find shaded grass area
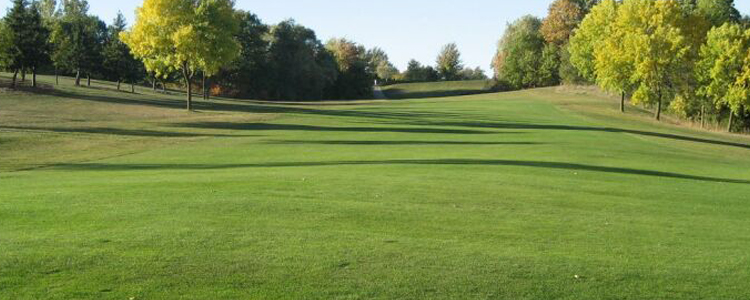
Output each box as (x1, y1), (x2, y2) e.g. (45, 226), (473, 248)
(2, 74), (750, 299)
(381, 80), (495, 99)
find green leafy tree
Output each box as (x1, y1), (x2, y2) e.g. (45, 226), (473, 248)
(3, 0), (27, 87)
(325, 38), (373, 99)
(696, 23), (750, 131)
(365, 47), (397, 82)
(375, 60), (398, 83)
(436, 43), (463, 81)
(403, 59), (438, 82)
(103, 12), (143, 92)
(494, 15), (557, 88)
(0, 20), (14, 72)
(50, 0), (105, 86)
(213, 10), (270, 98)
(122, 0), (241, 110)
(265, 20), (337, 101)
(541, 0), (584, 46)
(24, 2), (51, 87)
(697, 0), (741, 27)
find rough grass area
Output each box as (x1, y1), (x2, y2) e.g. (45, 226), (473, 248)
(2, 74), (750, 299)
(381, 80), (494, 99)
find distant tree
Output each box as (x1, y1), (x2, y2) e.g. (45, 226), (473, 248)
(459, 67), (488, 81)
(122, 0), (241, 110)
(539, 44), (561, 86)
(325, 38), (373, 99)
(24, 2), (51, 87)
(0, 20), (14, 73)
(213, 11), (270, 98)
(541, 0), (584, 46)
(265, 20), (337, 101)
(697, 0), (741, 27)
(2, 0), (27, 88)
(103, 13), (142, 92)
(50, 0), (105, 86)
(568, 0), (618, 83)
(436, 43), (463, 81)
(558, 45), (587, 84)
(375, 60), (399, 83)
(696, 23), (750, 131)
(494, 15), (556, 88)
(365, 47), (394, 82)
(403, 59), (424, 82)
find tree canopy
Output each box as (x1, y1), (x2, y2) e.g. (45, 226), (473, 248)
(436, 43), (463, 81)
(122, 0), (241, 110)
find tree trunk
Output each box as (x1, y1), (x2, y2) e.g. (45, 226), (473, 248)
(152, 78), (156, 92)
(11, 69), (18, 89)
(206, 77), (211, 100)
(655, 92), (662, 121)
(75, 70), (81, 86)
(117, 80), (121, 91)
(55, 67), (59, 86)
(87, 74), (91, 87)
(131, 82), (135, 93)
(727, 111), (734, 133)
(700, 105), (705, 129)
(32, 68), (37, 88)
(21, 69), (25, 82)
(620, 92), (625, 113)
(161, 80), (166, 93)
(183, 69), (193, 111)
(202, 72), (207, 100)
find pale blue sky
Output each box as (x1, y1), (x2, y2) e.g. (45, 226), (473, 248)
(2, 0), (750, 73)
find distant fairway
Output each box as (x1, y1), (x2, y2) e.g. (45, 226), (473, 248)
(2, 74), (750, 299)
(381, 80), (495, 99)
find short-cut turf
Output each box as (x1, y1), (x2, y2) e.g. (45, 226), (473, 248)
(2, 74), (750, 299)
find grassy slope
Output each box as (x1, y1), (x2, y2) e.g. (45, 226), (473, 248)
(2, 75), (750, 299)
(381, 80), (494, 99)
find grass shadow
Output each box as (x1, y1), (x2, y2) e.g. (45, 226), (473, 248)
(0, 125), (250, 138)
(169, 122), (497, 135)
(52, 159), (750, 185)
(267, 140), (538, 146)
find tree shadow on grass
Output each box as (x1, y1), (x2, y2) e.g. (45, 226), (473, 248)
(53, 159), (750, 185)
(169, 122), (497, 135)
(266, 140), (539, 146)
(0, 125), (250, 138)
(399, 120), (750, 150)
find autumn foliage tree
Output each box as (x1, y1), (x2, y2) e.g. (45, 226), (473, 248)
(541, 0), (584, 46)
(122, 0), (241, 110)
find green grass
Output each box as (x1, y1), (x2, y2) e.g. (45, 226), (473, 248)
(2, 74), (750, 299)
(381, 80), (494, 99)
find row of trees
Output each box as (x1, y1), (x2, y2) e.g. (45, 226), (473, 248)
(400, 43), (488, 83)
(0, 0), (407, 108)
(0, 0), (144, 91)
(493, 0), (750, 132)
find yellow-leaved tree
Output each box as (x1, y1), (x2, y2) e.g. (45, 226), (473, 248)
(617, 0), (692, 121)
(122, 0), (240, 110)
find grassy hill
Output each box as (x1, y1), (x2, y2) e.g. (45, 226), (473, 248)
(380, 80), (495, 99)
(2, 74), (750, 299)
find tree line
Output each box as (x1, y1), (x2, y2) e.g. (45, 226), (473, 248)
(0, 0), (489, 110)
(493, 0), (750, 132)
